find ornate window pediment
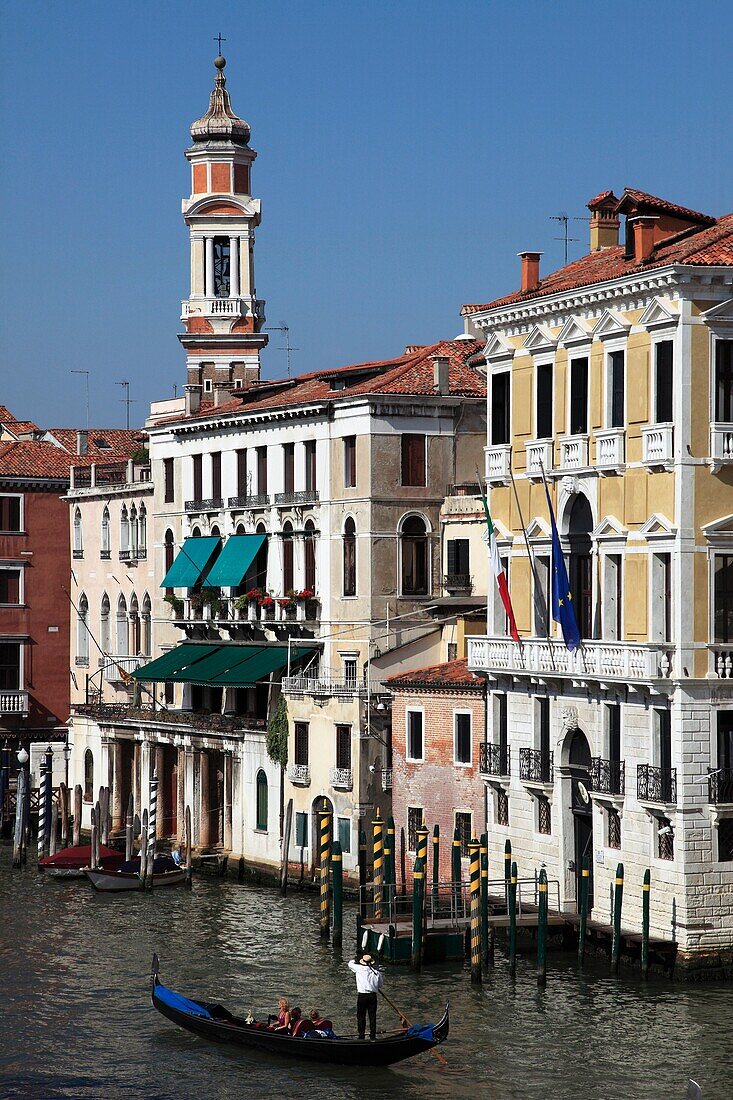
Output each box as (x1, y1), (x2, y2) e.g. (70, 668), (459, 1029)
(593, 308), (631, 340)
(640, 513), (677, 540)
(483, 332), (515, 362)
(592, 515), (627, 541)
(525, 516), (551, 540)
(703, 298), (733, 328)
(702, 514), (733, 543)
(639, 298), (679, 330)
(557, 316), (593, 347)
(523, 324), (557, 354)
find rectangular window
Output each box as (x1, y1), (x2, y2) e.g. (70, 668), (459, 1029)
(609, 350), (625, 428)
(491, 372), (511, 445)
(401, 434), (426, 486)
(305, 441), (317, 492)
(163, 458), (174, 504)
(655, 341), (674, 423)
(0, 496), (21, 532)
(446, 538), (470, 580)
(295, 811), (308, 848)
(608, 703), (621, 765)
(455, 812), (472, 856)
(164, 681), (174, 705)
(714, 554), (733, 643)
(338, 816), (351, 854)
(538, 697), (550, 776)
(407, 709), (424, 762)
(192, 454), (203, 501)
(344, 436), (357, 488)
(569, 357), (589, 434)
(336, 724), (351, 770)
(608, 808), (621, 849)
(447, 642), (458, 661)
(655, 708), (672, 778)
(343, 656), (357, 686)
(0, 569), (21, 604)
(715, 339), (733, 423)
(538, 795), (552, 835)
(497, 693), (508, 775)
(603, 553), (623, 641)
(536, 363), (553, 439)
(236, 449), (247, 496)
(211, 452), (222, 499)
(497, 789), (509, 827)
(283, 442), (295, 494)
(493, 555), (511, 633)
(657, 816), (674, 860)
(534, 554), (550, 636)
(407, 806), (423, 851)
(294, 722), (309, 766)
(0, 642), (20, 690)
(454, 712), (472, 765)
(257, 446), (267, 495)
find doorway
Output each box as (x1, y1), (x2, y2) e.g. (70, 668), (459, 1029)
(569, 728), (594, 911)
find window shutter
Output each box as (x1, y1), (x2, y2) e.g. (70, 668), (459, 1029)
(447, 540), (457, 575)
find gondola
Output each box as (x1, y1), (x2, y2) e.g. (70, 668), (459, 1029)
(150, 955), (449, 1067)
(39, 843), (125, 879)
(85, 855), (185, 892)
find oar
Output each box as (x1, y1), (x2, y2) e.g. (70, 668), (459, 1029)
(374, 934), (448, 1067)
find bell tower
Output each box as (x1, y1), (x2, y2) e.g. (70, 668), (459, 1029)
(180, 54), (267, 411)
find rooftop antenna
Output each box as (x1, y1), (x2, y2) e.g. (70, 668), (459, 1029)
(116, 380), (136, 429)
(550, 213), (581, 265)
(266, 322), (300, 378)
(70, 370), (90, 430)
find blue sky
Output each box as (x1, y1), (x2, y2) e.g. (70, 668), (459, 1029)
(2, 1), (732, 429)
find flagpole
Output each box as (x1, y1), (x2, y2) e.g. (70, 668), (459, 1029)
(539, 459), (582, 656)
(508, 450), (553, 652)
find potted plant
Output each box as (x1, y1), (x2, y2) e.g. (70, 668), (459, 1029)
(259, 593), (276, 621)
(197, 587), (223, 620)
(163, 593), (184, 620)
(278, 595), (296, 621)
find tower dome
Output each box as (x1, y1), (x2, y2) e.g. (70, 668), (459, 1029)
(190, 55), (251, 145)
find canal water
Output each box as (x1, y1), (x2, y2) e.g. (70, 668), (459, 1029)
(1, 851), (731, 1100)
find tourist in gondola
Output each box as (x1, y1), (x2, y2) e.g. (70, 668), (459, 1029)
(347, 952), (384, 1040)
(268, 997), (291, 1031)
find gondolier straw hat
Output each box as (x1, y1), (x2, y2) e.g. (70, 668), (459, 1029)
(360, 953), (373, 964)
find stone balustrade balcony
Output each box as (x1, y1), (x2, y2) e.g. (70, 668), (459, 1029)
(0, 690), (28, 714)
(558, 434), (589, 470)
(484, 444), (511, 484)
(525, 439), (554, 479)
(710, 423), (733, 470)
(467, 636), (674, 683)
(595, 428), (625, 472)
(641, 424), (674, 467)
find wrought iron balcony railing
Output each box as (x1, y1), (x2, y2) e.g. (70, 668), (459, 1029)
(184, 498), (224, 513)
(274, 490), (320, 507)
(329, 767), (353, 791)
(590, 757), (625, 796)
(227, 493), (270, 509)
(637, 764), (676, 804)
(479, 742), (510, 778)
(382, 768), (393, 791)
(519, 748), (553, 784)
(288, 763), (311, 786)
(708, 768), (733, 804)
(443, 574), (473, 593)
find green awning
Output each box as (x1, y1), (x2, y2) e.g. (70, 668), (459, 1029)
(131, 643), (219, 682)
(204, 534), (266, 588)
(169, 644), (310, 687)
(160, 536), (221, 589)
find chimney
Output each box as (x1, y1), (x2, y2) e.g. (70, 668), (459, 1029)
(76, 429), (88, 456)
(518, 251), (542, 292)
(184, 384), (202, 416)
(631, 216), (658, 263)
(432, 355), (450, 396)
(587, 192), (620, 251)
(213, 382), (233, 407)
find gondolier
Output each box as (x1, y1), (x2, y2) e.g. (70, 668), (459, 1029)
(347, 952), (384, 1040)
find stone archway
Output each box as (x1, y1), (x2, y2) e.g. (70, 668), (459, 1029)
(568, 727), (593, 911)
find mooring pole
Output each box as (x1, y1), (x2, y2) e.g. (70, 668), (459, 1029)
(12, 766), (27, 868)
(384, 816), (395, 914)
(372, 810), (384, 922)
(146, 771), (158, 889)
(578, 856), (589, 966)
(537, 867), (548, 986)
(185, 805), (193, 889)
(400, 826), (407, 896)
(90, 805), (99, 872)
(504, 839), (512, 910)
(44, 745), (54, 848)
(319, 799), (332, 938)
(469, 838), (482, 984)
(611, 862), (624, 975)
(100, 786), (110, 846)
(641, 868), (651, 979)
(332, 840), (343, 949)
(411, 856), (424, 970)
(358, 828), (367, 919)
(451, 827), (462, 919)
(140, 808), (148, 885)
(49, 799), (58, 857)
(0, 741), (8, 833)
(480, 835), (490, 968)
(432, 824), (440, 913)
(508, 860), (518, 976)
(59, 783), (69, 849)
(125, 792), (134, 862)
(416, 823), (429, 935)
(37, 756), (49, 863)
(73, 784), (82, 847)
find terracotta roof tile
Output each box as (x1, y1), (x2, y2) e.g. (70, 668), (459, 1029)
(615, 188), (715, 224)
(587, 190), (618, 209)
(0, 441), (80, 480)
(0, 405), (40, 435)
(386, 658), (483, 689)
(43, 428), (145, 459)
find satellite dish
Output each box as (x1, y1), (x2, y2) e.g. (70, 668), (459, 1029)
(577, 781), (590, 805)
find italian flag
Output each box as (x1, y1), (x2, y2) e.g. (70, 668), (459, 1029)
(481, 487), (520, 643)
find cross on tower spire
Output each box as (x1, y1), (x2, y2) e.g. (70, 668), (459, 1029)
(214, 32), (226, 55)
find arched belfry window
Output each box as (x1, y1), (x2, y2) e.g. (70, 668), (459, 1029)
(400, 515), (429, 596)
(213, 237), (230, 298)
(343, 517), (356, 597)
(101, 507), (110, 558)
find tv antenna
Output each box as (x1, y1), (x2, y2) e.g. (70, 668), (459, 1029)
(549, 213), (583, 264)
(70, 370), (90, 429)
(266, 322), (299, 378)
(116, 380), (136, 429)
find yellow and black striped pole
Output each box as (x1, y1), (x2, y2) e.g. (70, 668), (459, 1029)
(451, 827), (462, 919)
(384, 815), (395, 913)
(469, 837), (482, 984)
(411, 856), (424, 969)
(537, 867), (548, 986)
(372, 810), (384, 921)
(431, 825), (440, 912)
(480, 832), (489, 968)
(611, 862), (624, 974)
(578, 856), (590, 965)
(358, 827), (368, 919)
(641, 868), (651, 979)
(319, 799), (332, 939)
(508, 860), (518, 976)
(416, 823), (429, 935)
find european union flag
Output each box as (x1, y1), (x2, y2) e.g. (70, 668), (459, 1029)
(544, 481), (581, 652)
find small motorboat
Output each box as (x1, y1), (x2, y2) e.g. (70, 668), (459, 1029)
(39, 844), (125, 879)
(85, 855), (186, 892)
(150, 955), (449, 1066)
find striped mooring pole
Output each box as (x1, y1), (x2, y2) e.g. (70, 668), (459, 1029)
(611, 862), (624, 975)
(358, 828), (368, 918)
(372, 810), (384, 921)
(146, 770), (159, 889)
(411, 856), (424, 969)
(432, 825), (440, 912)
(332, 840), (343, 948)
(125, 793), (134, 862)
(641, 868), (651, 978)
(44, 745), (53, 848)
(508, 860), (518, 976)
(451, 827), (462, 918)
(469, 838), (482, 984)
(384, 816), (395, 912)
(0, 740), (9, 831)
(537, 867), (548, 986)
(319, 799), (332, 938)
(416, 824), (429, 935)
(504, 839), (512, 909)
(578, 856), (590, 965)
(37, 755), (49, 862)
(480, 833), (490, 967)
(12, 764), (28, 868)
(400, 827), (407, 896)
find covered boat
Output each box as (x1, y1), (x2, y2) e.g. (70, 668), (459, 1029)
(39, 844), (125, 879)
(150, 955), (449, 1067)
(86, 855), (185, 892)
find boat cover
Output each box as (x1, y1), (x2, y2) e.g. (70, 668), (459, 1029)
(155, 983), (213, 1020)
(39, 844), (124, 869)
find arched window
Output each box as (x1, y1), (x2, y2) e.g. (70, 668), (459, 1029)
(76, 592), (89, 664)
(120, 505), (130, 554)
(191, 526), (201, 537)
(210, 524), (220, 538)
(304, 519), (316, 592)
(138, 502), (147, 555)
(84, 749), (94, 803)
(130, 504), (138, 557)
(73, 508), (83, 556)
(567, 494), (593, 640)
(142, 593), (152, 656)
(236, 523), (245, 535)
(100, 507), (110, 558)
(129, 592), (140, 654)
(100, 592), (111, 653)
(282, 522), (294, 592)
(116, 594), (128, 655)
(256, 769), (268, 830)
(343, 517), (356, 597)
(401, 515), (429, 596)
